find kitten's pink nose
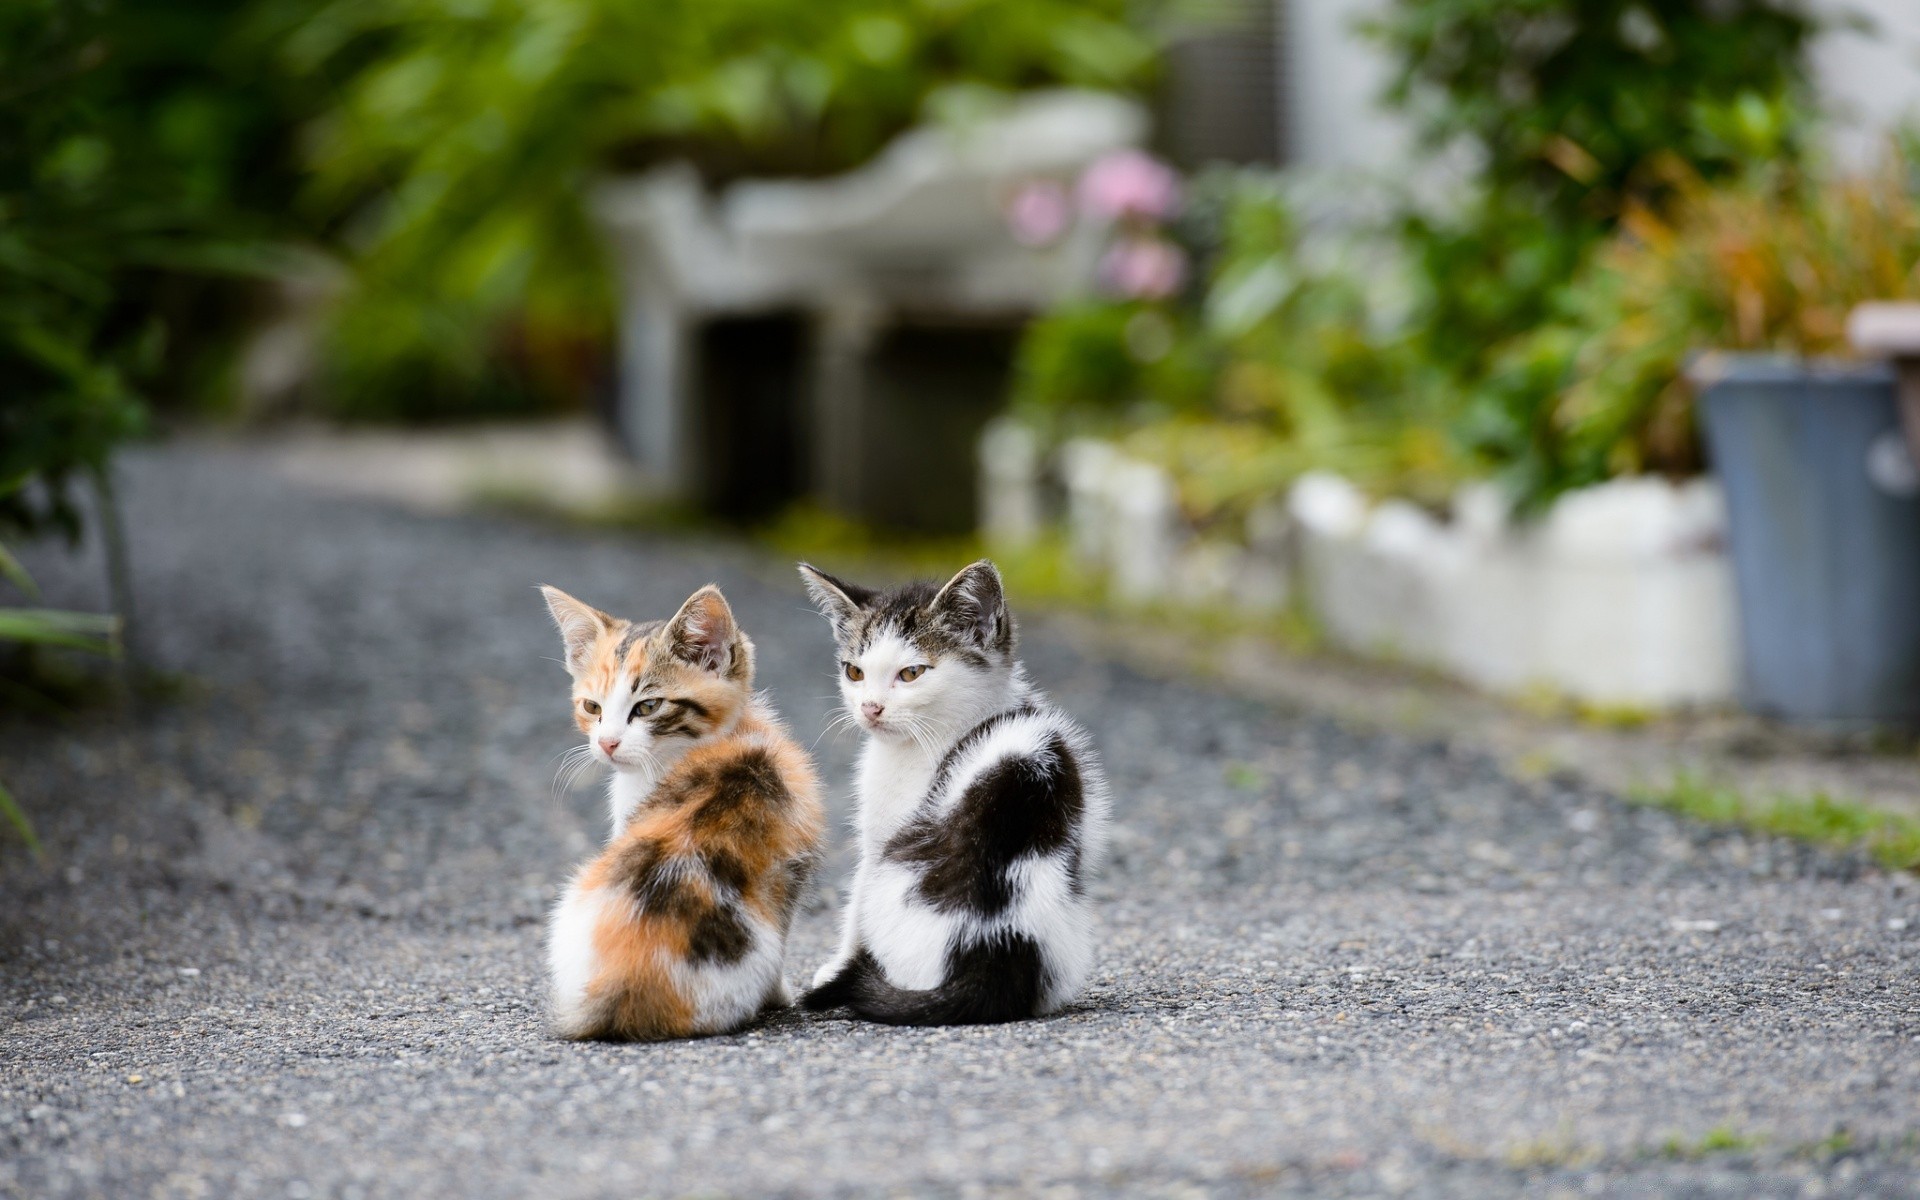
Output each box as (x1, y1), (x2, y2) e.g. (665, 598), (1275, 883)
(861, 701), (885, 722)
(598, 736), (621, 756)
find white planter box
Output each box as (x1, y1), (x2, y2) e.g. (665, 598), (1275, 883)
(977, 424), (1735, 707)
(1293, 473), (1738, 707)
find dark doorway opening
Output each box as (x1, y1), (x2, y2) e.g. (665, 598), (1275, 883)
(695, 314), (809, 522)
(858, 322), (1020, 534)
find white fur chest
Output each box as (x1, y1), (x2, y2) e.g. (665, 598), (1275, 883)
(605, 759), (665, 838)
(853, 738), (940, 852)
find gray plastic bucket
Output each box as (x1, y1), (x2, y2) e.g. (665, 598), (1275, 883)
(1695, 354), (1920, 726)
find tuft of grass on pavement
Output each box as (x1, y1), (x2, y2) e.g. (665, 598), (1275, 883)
(0, 780), (40, 855)
(1631, 774), (1920, 872)
(1659, 1125), (1762, 1160)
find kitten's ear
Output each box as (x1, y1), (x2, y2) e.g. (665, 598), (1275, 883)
(798, 563), (874, 640)
(665, 585), (748, 679)
(930, 559), (1011, 653)
(540, 586), (614, 673)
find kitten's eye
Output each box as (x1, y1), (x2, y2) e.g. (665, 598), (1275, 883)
(844, 662), (864, 682)
(581, 699), (601, 716)
(898, 664), (927, 682)
(630, 698), (662, 720)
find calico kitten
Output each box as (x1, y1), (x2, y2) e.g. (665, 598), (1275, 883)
(540, 583), (824, 1040)
(797, 560), (1109, 1026)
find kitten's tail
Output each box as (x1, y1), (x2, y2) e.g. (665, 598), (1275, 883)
(801, 939), (1047, 1027)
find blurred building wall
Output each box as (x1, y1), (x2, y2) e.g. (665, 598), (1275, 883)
(1158, 0), (1286, 167)
(1281, 0), (1409, 174)
(1812, 0), (1920, 168)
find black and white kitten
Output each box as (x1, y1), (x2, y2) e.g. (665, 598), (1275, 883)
(797, 559), (1110, 1025)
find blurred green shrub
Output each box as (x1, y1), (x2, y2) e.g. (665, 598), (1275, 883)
(3, 0), (291, 836)
(1372, 0), (1825, 508)
(1, 0), (316, 535)
(1515, 147), (1920, 502)
(0, 538), (120, 851)
(1372, 0), (1819, 385)
(1014, 0), (1834, 516)
(289, 0), (1157, 418)
(1015, 171), (1466, 523)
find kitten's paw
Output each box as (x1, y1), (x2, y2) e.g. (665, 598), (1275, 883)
(810, 958), (848, 990)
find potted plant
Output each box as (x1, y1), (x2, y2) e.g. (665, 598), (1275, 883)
(1600, 158), (1920, 726)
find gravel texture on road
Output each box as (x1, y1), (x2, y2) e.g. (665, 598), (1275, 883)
(3, 443), (1917, 1199)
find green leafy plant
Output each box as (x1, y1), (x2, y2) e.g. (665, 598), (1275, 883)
(1368, 1), (1825, 507)
(1015, 170), (1466, 522)
(2, 0), (319, 535)
(0, 0), (290, 842)
(288, 0), (1157, 416)
(1480, 146), (1920, 508)
(1014, 2), (1828, 522)
(0, 543), (120, 852)
(1370, 0), (1819, 383)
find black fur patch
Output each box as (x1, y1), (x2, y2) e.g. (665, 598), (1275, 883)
(927, 704), (1037, 799)
(885, 731), (1084, 916)
(803, 936), (1048, 1026)
(608, 838), (754, 965)
(648, 697), (713, 740)
(609, 839), (702, 921)
(692, 747), (789, 832)
(687, 904), (753, 964)
(649, 763), (711, 810)
(800, 947), (875, 1011)
(775, 851), (817, 929)
(703, 848), (750, 895)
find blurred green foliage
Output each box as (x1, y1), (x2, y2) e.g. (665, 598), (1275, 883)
(1373, 0), (1817, 381)
(289, 0), (1157, 417)
(1, 0), (316, 535)
(4, 0), (1157, 433)
(1017, 0), (1834, 516)
(1509, 145), (1920, 499)
(1377, 0), (1822, 506)
(1016, 171), (1465, 523)
(0, 541), (120, 850)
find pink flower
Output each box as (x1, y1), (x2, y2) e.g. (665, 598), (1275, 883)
(1098, 237), (1188, 300)
(1003, 179), (1072, 247)
(1077, 149), (1183, 224)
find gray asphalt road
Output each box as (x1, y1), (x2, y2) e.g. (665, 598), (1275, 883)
(3, 444), (1917, 1199)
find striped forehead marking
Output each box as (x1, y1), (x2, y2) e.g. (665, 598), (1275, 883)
(615, 619), (661, 662)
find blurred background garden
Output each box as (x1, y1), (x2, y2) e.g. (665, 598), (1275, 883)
(9, 0), (1920, 848)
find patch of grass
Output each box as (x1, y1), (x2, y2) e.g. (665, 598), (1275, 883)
(1660, 1125), (1763, 1159)
(1512, 681), (1655, 729)
(1509, 749), (1566, 782)
(1797, 1129), (1853, 1160)
(1223, 762), (1265, 791)
(1146, 590), (1324, 657)
(0, 780), (39, 855)
(1632, 774), (1920, 872)
(1503, 1133), (1601, 1170)
(1576, 701), (1656, 729)
(756, 503), (978, 577)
